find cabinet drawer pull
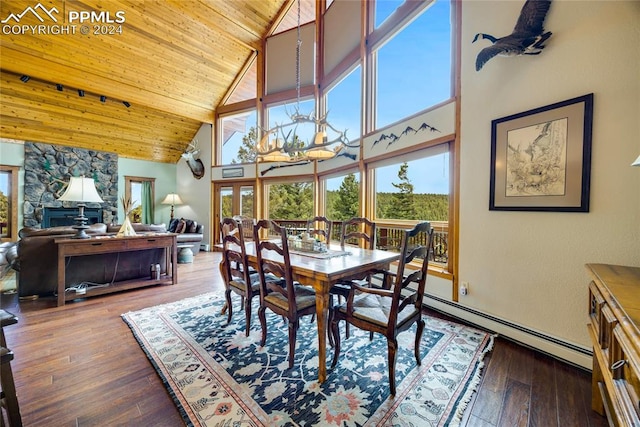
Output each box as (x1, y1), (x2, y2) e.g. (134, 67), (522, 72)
(91, 242), (103, 246)
(611, 359), (626, 370)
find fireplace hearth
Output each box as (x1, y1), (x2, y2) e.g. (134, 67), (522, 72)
(42, 207), (103, 228)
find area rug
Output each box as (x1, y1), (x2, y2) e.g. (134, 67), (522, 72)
(122, 293), (493, 426)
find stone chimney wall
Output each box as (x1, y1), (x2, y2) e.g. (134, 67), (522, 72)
(23, 142), (118, 228)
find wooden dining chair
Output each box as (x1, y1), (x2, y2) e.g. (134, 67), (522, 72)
(233, 215), (255, 241)
(330, 221), (434, 396)
(220, 217), (260, 336)
(306, 216), (332, 243)
(330, 217), (378, 340)
(253, 219), (317, 369)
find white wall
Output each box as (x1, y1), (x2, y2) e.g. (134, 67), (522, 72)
(456, 0), (640, 367)
(176, 124), (213, 247)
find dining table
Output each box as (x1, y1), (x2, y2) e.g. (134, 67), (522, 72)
(221, 241), (401, 383)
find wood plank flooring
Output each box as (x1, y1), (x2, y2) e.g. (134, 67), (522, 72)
(0, 252), (608, 426)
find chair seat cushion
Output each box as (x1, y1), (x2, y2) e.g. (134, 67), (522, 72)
(264, 285), (316, 311)
(336, 293), (418, 327)
(230, 273), (283, 293)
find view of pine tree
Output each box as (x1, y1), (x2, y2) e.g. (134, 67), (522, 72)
(269, 182), (313, 219)
(241, 193), (254, 217)
(234, 126), (258, 163)
(131, 205), (142, 223)
(390, 162), (416, 219)
(0, 191), (7, 223)
(330, 173), (359, 220)
(221, 195), (232, 219)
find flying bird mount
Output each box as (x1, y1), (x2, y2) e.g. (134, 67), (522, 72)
(473, 0), (552, 71)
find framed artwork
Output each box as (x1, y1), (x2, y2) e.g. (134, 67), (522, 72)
(489, 93), (593, 212)
(222, 167), (244, 178)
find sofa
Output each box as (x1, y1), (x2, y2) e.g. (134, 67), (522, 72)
(12, 223), (170, 298)
(167, 218), (204, 254)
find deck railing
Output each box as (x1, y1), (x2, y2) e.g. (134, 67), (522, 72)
(273, 219), (449, 265)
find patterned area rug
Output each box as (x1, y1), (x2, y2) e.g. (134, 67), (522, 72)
(122, 293), (493, 426)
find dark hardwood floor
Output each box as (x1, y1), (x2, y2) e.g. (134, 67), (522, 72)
(0, 252), (607, 426)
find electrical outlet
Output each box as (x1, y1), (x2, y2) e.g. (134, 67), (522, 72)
(460, 281), (469, 296)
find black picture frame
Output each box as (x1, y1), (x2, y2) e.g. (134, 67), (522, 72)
(489, 93), (593, 212)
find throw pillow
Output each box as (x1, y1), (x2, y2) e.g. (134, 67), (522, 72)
(185, 219), (194, 232)
(168, 218), (180, 233)
(188, 220), (198, 233)
(175, 219), (187, 234)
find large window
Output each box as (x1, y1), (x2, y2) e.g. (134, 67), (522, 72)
(326, 65), (361, 145)
(372, 145), (449, 221)
(0, 166), (18, 241)
(265, 180), (314, 221)
(323, 171), (360, 220)
(221, 110), (257, 165)
(374, 1), (451, 129)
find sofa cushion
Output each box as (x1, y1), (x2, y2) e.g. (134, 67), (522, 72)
(168, 218), (180, 232)
(175, 219), (187, 233)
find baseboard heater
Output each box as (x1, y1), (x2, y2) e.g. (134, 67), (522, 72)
(422, 293), (593, 371)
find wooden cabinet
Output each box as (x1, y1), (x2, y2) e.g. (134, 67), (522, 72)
(55, 233), (178, 306)
(587, 263), (640, 426)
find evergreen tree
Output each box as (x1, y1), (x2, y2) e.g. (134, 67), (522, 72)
(0, 191), (7, 223)
(333, 173), (359, 220)
(235, 126), (258, 163)
(269, 182), (313, 219)
(390, 162), (416, 219)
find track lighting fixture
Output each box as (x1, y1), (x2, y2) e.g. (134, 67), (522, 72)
(16, 72), (130, 109)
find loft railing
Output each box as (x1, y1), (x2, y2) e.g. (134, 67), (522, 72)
(273, 219), (449, 265)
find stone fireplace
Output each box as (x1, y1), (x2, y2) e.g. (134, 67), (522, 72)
(42, 207), (104, 228)
(23, 142), (118, 228)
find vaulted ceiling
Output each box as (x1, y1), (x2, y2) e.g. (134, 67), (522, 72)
(0, 0), (315, 163)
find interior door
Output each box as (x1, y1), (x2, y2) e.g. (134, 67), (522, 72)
(213, 181), (255, 243)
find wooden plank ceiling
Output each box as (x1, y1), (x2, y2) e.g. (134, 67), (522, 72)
(0, 0), (309, 163)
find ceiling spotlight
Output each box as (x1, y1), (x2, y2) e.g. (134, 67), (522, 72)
(56, 84), (63, 91)
(122, 101), (131, 108)
(100, 95), (107, 103)
(20, 75), (30, 82)
(78, 89), (85, 97)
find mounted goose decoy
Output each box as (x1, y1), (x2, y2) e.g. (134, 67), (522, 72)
(473, 0), (552, 71)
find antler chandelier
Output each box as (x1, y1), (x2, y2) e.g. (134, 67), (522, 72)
(257, 0), (357, 162)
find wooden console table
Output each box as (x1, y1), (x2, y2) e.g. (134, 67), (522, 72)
(55, 233), (178, 306)
(586, 263), (640, 426)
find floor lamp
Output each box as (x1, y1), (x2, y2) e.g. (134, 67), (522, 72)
(161, 193), (183, 220)
(58, 176), (104, 239)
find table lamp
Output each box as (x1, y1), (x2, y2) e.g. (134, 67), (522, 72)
(58, 176), (104, 239)
(161, 193), (183, 220)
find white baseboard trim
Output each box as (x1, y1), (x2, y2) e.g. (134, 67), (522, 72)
(423, 293), (593, 370)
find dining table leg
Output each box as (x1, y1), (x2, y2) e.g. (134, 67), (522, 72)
(314, 282), (331, 383)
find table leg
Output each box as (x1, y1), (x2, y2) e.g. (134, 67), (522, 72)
(314, 284), (330, 382)
(57, 251), (65, 306)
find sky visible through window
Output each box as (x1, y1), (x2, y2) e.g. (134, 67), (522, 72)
(222, 0), (451, 195)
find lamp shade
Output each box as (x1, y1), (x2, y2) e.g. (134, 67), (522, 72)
(58, 176), (104, 203)
(161, 193), (184, 205)
(632, 155), (640, 167)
